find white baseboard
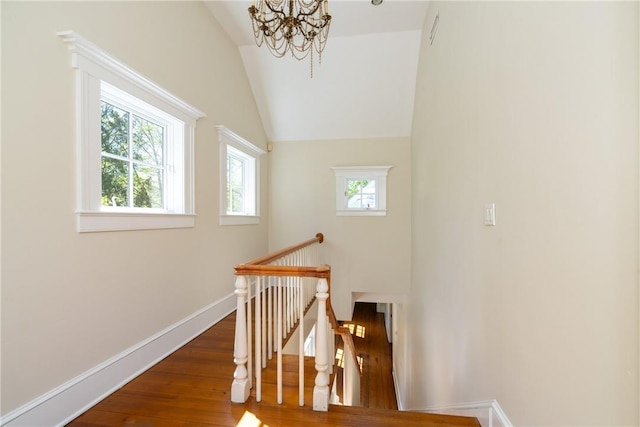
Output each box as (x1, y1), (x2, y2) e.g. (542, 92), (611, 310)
(391, 363), (406, 411)
(1, 292), (237, 427)
(409, 399), (512, 427)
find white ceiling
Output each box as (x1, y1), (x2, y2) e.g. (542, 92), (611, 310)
(205, 0), (430, 142)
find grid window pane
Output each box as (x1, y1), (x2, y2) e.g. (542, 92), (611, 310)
(347, 179), (376, 209)
(132, 115), (164, 166)
(133, 164), (163, 208)
(101, 102), (129, 157)
(101, 101), (166, 209)
(101, 157), (129, 207)
(227, 154), (245, 213)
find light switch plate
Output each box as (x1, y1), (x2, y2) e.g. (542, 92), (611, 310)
(484, 203), (496, 226)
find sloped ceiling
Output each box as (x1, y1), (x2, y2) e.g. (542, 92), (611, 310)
(205, 0), (430, 142)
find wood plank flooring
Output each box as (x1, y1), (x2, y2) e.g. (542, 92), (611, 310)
(68, 303), (479, 427)
(345, 302), (397, 410)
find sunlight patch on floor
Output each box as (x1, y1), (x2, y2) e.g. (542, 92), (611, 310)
(343, 323), (366, 338)
(236, 410), (269, 427)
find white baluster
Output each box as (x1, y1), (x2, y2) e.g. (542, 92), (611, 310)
(247, 276), (252, 389)
(298, 275), (304, 406)
(328, 317), (334, 375)
(313, 277), (330, 411)
(261, 277), (267, 368)
(288, 273), (293, 332)
(343, 339), (350, 406)
(255, 276), (262, 402)
(231, 276), (250, 403)
(277, 277), (283, 404)
(285, 276), (290, 334)
(268, 276), (273, 360)
(295, 275), (300, 321)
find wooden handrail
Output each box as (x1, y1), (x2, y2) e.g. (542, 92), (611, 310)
(236, 233), (324, 268)
(235, 264), (331, 278)
(329, 305), (361, 374)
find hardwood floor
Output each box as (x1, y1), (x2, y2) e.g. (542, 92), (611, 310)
(346, 302), (397, 410)
(68, 304), (479, 427)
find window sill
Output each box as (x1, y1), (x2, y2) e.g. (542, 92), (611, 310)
(336, 210), (387, 217)
(220, 215), (260, 226)
(77, 211), (196, 233)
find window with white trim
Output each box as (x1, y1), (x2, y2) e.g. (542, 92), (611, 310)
(100, 83), (182, 211)
(331, 166), (393, 216)
(58, 31), (205, 232)
(217, 126), (265, 226)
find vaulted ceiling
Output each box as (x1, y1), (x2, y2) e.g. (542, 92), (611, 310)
(205, 0), (430, 142)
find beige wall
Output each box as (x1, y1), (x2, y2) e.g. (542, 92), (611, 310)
(403, 1), (639, 425)
(1, 1), (268, 414)
(268, 138), (412, 320)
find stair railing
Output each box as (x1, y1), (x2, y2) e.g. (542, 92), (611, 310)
(231, 233), (336, 411)
(327, 293), (362, 407)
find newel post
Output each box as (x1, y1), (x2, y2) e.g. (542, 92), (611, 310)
(231, 275), (250, 403)
(313, 277), (330, 411)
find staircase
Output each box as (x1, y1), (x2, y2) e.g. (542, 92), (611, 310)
(229, 233), (480, 426)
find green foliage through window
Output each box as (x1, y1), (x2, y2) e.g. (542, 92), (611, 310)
(347, 179), (368, 199)
(101, 101), (165, 208)
(346, 179), (376, 209)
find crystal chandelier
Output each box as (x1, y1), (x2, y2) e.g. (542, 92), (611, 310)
(248, 0), (331, 73)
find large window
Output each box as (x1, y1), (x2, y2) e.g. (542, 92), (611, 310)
(100, 83), (183, 211)
(331, 166), (392, 216)
(59, 31), (204, 232)
(217, 126), (265, 225)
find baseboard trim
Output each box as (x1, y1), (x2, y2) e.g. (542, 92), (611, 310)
(407, 399), (512, 427)
(391, 363), (406, 411)
(1, 292), (237, 427)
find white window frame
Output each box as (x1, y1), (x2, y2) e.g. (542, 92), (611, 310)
(100, 82), (183, 213)
(331, 165), (393, 217)
(217, 126), (265, 226)
(58, 31), (205, 232)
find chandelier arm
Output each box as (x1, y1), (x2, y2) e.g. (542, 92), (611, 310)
(263, 2), (286, 19)
(250, 2), (287, 25)
(254, 18), (288, 39)
(294, 2), (321, 17)
(297, 17), (330, 31)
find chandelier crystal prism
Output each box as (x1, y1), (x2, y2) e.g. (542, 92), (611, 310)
(248, 0), (331, 65)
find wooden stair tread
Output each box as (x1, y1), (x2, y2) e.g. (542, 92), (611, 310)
(327, 405), (480, 426)
(252, 354), (478, 426)
(232, 400), (481, 427)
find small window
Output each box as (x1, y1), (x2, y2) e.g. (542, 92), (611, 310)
(331, 166), (392, 216)
(217, 126), (265, 226)
(346, 179), (376, 209)
(59, 31), (204, 232)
